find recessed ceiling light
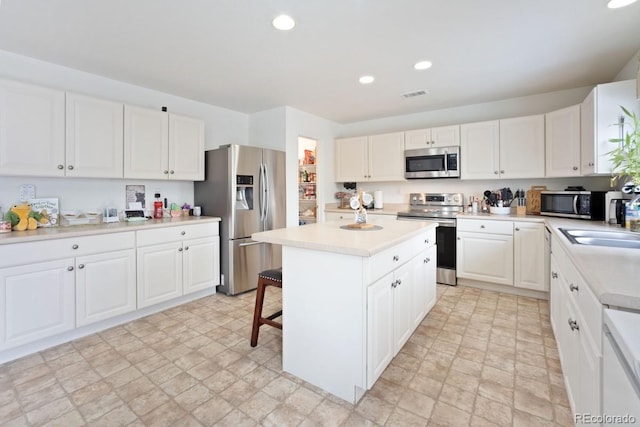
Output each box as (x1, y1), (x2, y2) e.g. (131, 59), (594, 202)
(272, 14), (295, 31)
(607, 0), (638, 7)
(359, 75), (375, 84)
(414, 61), (433, 70)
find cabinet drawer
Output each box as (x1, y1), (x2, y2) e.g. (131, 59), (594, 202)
(578, 279), (602, 350)
(0, 232), (135, 268)
(457, 219), (513, 235)
(137, 222), (219, 246)
(370, 229), (435, 283)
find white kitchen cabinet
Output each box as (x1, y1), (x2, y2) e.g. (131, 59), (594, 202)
(66, 92), (124, 178)
(460, 120), (500, 179)
(392, 261), (413, 354)
(124, 105), (204, 180)
(324, 211), (350, 221)
(0, 259), (75, 351)
(367, 273), (394, 386)
(411, 245), (437, 328)
(581, 79), (639, 175)
(545, 104), (581, 177)
(513, 221), (547, 291)
(456, 219), (514, 286)
(499, 114), (545, 178)
(75, 249), (136, 327)
(0, 78), (65, 177)
(404, 125), (460, 150)
(136, 222), (220, 308)
(335, 132), (404, 182)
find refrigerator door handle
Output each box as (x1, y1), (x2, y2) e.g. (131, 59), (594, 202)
(263, 162), (270, 227)
(259, 163), (265, 223)
(238, 241), (264, 247)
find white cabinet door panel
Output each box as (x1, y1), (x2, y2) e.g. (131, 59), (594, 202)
(393, 261), (413, 354)
(137, 243), (182, 308)
(431, 125), (460, 147)
(368, 132), (405, 181)
(545, 105), (581, 177)
(457, 232), (513, 285)
(335, 136), (368, 182)
(367, 273), (394, 388)
(514, 222), (546, 291)
(499, 114), (545, 179)
(0, 259), (74, 350)
(169, 113), (204, 180)
(124, 105), (169, 179)
(460, 120), (500, 179)
(183, 236), (219, 295)
(76, 249), (136, 327)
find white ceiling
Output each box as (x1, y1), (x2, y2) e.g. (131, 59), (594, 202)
(0, 0), (639, 124)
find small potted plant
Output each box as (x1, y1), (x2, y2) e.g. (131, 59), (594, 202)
(181, 203), (191, 217)
(609, 106), (640, 231)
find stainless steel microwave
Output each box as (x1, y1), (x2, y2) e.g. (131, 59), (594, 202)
(404, 146), (459, 179)
(540, 191), (606, 220)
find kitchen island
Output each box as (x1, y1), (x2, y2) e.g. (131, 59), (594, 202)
(252, 219), (438, 404)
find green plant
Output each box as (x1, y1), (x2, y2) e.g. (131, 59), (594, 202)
(609, 106), (640, 186)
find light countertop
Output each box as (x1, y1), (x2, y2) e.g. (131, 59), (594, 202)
(325, 203), (406, 216)
(252, 219), (437, 257)
(0, 216), (221, 245)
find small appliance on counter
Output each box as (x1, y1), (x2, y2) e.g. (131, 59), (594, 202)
(539, 190), (606, 220)
(605, 191), (626, 226)
(102, 207), (119, 223)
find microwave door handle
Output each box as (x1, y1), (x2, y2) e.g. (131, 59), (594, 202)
(443, 151), (448, 173)
(573, 195), (579, 215)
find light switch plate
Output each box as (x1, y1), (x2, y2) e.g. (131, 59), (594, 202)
(19, 184), (35, 202)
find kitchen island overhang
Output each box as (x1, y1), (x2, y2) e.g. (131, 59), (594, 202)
(252, 219), (438, 404)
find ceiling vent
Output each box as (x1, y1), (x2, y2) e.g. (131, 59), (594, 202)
(402, 90), (428, 98)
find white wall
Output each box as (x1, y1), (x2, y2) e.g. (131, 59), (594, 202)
(0, 50), (249, 215)
(614, 49), (640, 81)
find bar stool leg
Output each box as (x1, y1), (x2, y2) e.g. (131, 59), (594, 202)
(250, 278), (266, 347)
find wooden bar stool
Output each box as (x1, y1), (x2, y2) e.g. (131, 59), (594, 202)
(250, 268), (282, 347)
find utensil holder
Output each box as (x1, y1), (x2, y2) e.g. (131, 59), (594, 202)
(516, 206), (526, 216)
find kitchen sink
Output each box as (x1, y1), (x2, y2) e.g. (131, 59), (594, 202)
(559, 228), (640, 249)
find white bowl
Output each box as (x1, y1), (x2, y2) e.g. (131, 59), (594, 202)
(490, 206), (511, 215)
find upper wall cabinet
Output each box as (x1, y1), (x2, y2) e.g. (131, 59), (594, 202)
(66, 93), (124, 178)
(0, 79), (65, 177)
(460, 115), (545, 180)
(404, 125), (460, 150)
(581, 79), (639, 175)
(124, 106), (205, 181)
(545, 104), (581, 177)
(335, 132), (405, 182)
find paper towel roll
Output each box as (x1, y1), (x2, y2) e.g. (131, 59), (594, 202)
(374, 190), (383, 209)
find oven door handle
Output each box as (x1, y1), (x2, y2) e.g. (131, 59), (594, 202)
(396, 216), (456, 227)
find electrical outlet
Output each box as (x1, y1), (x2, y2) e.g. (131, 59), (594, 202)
(19, 184), (35, 202)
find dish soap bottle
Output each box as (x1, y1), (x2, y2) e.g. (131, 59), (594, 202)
(153, 193), (163, 219)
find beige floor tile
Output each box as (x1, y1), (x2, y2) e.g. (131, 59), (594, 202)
(445, 369), (480, 394)
(158, 371), (199, 397)
(77, 391), (123, 422)
(216, 408), (258, 427)
(129, 387), (170, 416)
(174, 383), (212, 412)
(385, 406), (429, 426)
(0, 400), (22, 424)
(284, 386), (324, 415)
(438, 383), (475, 413)
(192, 396), (235, 425)
(429, 401), (472, 427)
(512, 409), (556, 427)
(408, 373), (443, 399)
(103, 365), (143, 389)
(219, 379), (258, 406)
(242, 365), (280, 389)
(41, 409), (85, 427)
(91, 404), (137, 427)
(262, 375), (300, 401)
(515, 361), (550, 384)
(397, 388), (436, 419)
(473, 395), (512, 426)
(25, 396), (74, 426)
(477, 379), (513, 406)
(238, 390), (280, 421)
(514, 388), (554, 421)
(308, 398), (351, 426)
(354, 393), (394, 424)
(139, 400), (187, 427)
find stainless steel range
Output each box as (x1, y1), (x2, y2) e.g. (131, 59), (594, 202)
(397, 193), (464, 286)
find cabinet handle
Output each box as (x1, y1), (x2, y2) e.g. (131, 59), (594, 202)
(568, 318), (579, 331)
(569, 283), (579, 292)
(424, 257), (430, 263)
(494, 171), (499, 175)
(396, 279), (402, 286)
(392, 255), (399, 261)
(170, 170), (175, 174)
(515, 227), (520, 231)
(480, 225), (485, 229)
(457, 237), (461, 240)
(424, 238), (429, 244)
(67, 266), (74, 271)
(181, 231), (186, 235)
(184, 246), (189, 251)
(391, 281), (396, 288)
(57, 164), (64, 170)
(589, 162), (594, 166)
(551, 271), (558, 279)
(67, 165), (74, 170)
(72, 244), (79, 250)
(164, 170), (169, 174)
(178, 247), (183, 252)
(572, 166), (578, 171)
(500, 170), (505, 174)
(78, 264), (85, 269)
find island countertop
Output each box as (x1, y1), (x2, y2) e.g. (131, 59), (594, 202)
(252, 219), (437, 257)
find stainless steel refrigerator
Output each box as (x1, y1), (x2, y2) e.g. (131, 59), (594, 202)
(195, 144), (286, 295)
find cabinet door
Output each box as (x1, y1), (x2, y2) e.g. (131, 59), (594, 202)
(549, 255), (562, 337)
(124, 105), (169, 179)
(404, 128), (431, 150)
(411, 245), (437, 329)
(369, 132), (405, 181)
(545, 105), (581, 177)
(393, 261), (413, 354)
(499, 114), (545, 178)
(137, 243), (183, 308)
(335, 136), (368, 182)
(183, 236), (220, 295)
(577, 333), (601, 424)
(431, 125), (460, 147)
(66, 93), (124, 178)
(76, 249), (136, 327)
(456, 231), (514, 285)
(460, 120), (500, 179)
(0, 79), (65, 177)
(367, 272), (394, 388)
(0, 259), (75, 350)
(580, 88), (596, 175)
(561, 295), (580, 413)
(168, 114), (205, 181)
(514, 222), (546, 291)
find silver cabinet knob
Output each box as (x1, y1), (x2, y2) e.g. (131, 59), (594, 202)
(396, 279), (402, 286)
(569, 283), (579, 292)
(424, 238), (429, 244)
(67, 266), (74, 271)
(391, 281), (396, 288)
(551, 272), (558, 279)
(78, 264), (85, 269)
(480, 225), (485, 229)
(572, 166), (578, 171)
(170, 170), (175, 174)
(164, 170), (169, 174)
(68, 165), (74, 170)
(494, 171), (499, 175)
(515, 227), (520, 231)
(392, 255), (399, 261)
(424, 257), (430, 263)
(457, 237), (461, 240)
(178, 247), (183, 252)
(58, 164), (64, 170)
(184, 246), (189, 251)
(181, 231), (186, 235)
(500, 170), (505, 174)
(72, 244), (79, 250)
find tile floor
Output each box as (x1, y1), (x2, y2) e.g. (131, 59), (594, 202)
(0, 284), (574, 426)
